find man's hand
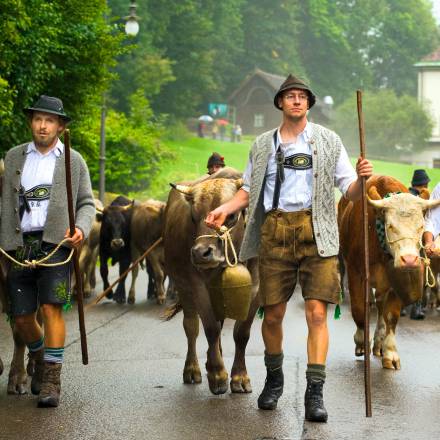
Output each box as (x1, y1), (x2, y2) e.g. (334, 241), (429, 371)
(205, 206), (230, 230)
(64, 227), (84, 249)
(356, 157), (373, 178)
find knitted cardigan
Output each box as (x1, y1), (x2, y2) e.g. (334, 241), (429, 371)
(0, 142), (95, 250)
(239, 122), (343, 261)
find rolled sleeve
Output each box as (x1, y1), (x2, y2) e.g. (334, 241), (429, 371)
(334, 142), (357, 196)
(425, 183), (440, 239)
(242, 152), (253, 193)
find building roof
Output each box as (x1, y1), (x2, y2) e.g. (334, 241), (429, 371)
(228, 68), (285, 102)
(414, 47), (440, 67)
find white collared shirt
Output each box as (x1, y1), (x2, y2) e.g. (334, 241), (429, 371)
(242, 122), (357, 212)
(20, 139), (64, 232)
(425, 183), (440, 239)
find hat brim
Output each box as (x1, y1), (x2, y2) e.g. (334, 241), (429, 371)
(274, 84), (316, 110)
(24, 107), (71, 123)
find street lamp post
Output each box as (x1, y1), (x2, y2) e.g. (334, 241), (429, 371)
(99, 1), (140, 203)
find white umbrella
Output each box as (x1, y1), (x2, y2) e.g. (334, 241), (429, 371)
(198, 115), (213, 122)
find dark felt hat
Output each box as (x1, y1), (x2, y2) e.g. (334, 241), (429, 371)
(274, 74), (316, 110)
(207, 152), (225, 169)
(24, 95), (71, 122)
(411, 169), (430, 186)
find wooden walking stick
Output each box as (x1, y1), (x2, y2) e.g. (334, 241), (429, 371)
(356, 90), (372, 417)
(64, 129), (88, 365)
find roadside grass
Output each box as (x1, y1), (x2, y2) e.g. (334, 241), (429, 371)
(130, 135), (440, 201)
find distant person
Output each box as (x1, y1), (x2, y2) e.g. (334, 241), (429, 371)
(405, 169), (431, 319)
(219, 124), (226, 141)
(207, 152), (225, 175)
(409, 169), (430, 196)
(212, 122), (219, 140)
(197, 121), (205, 138)
(235, 124), (242, 142)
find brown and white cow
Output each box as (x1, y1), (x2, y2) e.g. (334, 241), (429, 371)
(129, 199), (166, 305)
(163, 169), (260, 395)
(338, 175), (440, 370)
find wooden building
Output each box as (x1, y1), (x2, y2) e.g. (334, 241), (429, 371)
(228, 68), (329, 136)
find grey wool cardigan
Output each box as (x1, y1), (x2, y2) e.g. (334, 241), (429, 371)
(0, 142), (95, 251)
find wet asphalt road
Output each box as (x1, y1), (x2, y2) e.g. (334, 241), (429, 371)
(1, 267), (440, 440)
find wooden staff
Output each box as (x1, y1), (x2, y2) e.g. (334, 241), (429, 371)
(64, 129), (88, 365)
(356, 90), (372, 417)
(86, 237), (163, 309)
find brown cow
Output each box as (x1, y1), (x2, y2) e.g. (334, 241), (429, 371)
(163, 170), (260, 395)
(339, 175), (440, 370)
(129, 199), (166, 305)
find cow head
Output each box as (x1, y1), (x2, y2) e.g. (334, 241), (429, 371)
(368, 190), (440, 269)
(172, 178), (244, 271)
(101, 202), (133, 251)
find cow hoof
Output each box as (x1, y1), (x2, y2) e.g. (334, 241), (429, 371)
(355, 347), (364, 357)
(7, 376), (27, 395)
(84, 289), (92, 299)
(382, 357), (401, 370)
(373, 344), (383, 357)
(207, 370), (228, 395)
(114, 295), (126, 304)
(106, 291), (114, 300)
(127, 297), (135, 305)
(156, 296), (165, 305)
(183, 365), (202, 384)
(230, 374), (252, 393)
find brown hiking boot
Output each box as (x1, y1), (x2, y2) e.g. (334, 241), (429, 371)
(30, 348), (45, 395)
(37, 362), (62, 408)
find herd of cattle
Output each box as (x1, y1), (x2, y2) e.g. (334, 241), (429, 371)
(1, 168), (440, 398)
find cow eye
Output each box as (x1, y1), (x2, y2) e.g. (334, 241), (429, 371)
(224, 213), (237, 227)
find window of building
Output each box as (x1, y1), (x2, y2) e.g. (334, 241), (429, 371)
(254, 114), (264, 128)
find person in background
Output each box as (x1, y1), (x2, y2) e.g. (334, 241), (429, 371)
(207, 152), (225, 175)
(404, 169), (431, 319)
(235, 124), (242, 143)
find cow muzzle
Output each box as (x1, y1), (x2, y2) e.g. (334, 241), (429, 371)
(398, 254), (420, 269)
(111, 238), (125, 250)
(191, 242), (224, 268)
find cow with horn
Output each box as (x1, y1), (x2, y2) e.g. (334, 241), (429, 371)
(338, 175), (440, 370)
(163, 167), (260, 395)
(0, 95), (95, 407)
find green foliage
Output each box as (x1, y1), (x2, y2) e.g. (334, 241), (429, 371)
(0, 0), (123, 155)
(88, 90), (173, 194)
(332, 90), (433, 158)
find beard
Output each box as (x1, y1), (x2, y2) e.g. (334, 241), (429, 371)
(33, 133), (58, 149)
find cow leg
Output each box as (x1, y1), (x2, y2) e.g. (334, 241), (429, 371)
(0, 356), (3, 376)
(128, 246), (139, 305)
(100, 251), (113, 299)
(381, 289), (402, 370)
(25, 309), (43, 376)
(150, 250), (166, 305)
(146, 259), (156, 300)
(114, 256), (130, 304)
(230, 294), (259, 393)
(90, 247), (99, 290)
(372, 294), (386, 357)
(193, 284), (228, 395)
(7, 326), (27, 395)
(180, 291), (202, 385)
(81, 247), (93, 298)
(348, 270), (370, 357)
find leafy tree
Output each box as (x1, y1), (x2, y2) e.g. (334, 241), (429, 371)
(240, 0), (306, 80)
(87, 90), (173, 194)
(332, 90), (433, 158)
(0, 0), (123, 155)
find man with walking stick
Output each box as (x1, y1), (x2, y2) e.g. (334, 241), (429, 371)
(0, 95), (95, 407)
(206, 75), (373, 422)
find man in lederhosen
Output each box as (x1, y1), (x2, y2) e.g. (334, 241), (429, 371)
(206, 75), (373, 422)
(0, 95), (95, 407)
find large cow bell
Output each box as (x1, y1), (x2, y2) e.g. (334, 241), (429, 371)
(207, 263), (252, 321)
